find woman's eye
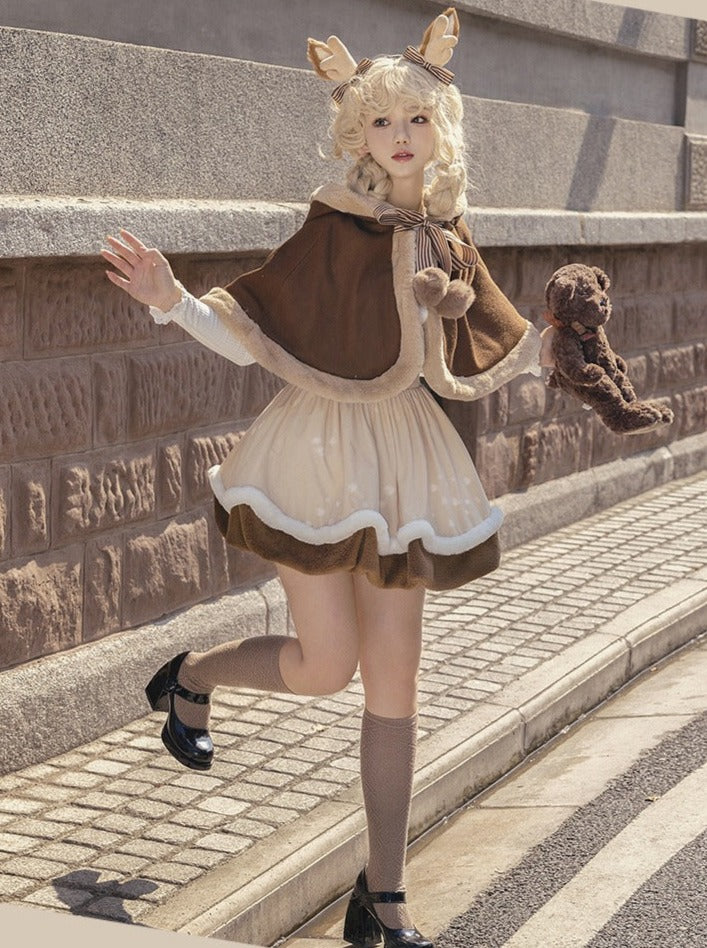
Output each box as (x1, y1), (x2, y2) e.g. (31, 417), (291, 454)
(372, 117), (388, 127)
(412, 115), (429, 123)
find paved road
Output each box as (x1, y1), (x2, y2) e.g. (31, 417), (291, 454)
(283, 635), (707, 947)
(0, 472), (705, 945)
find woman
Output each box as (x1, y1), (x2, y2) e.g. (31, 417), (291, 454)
(102, 9), (540, 946)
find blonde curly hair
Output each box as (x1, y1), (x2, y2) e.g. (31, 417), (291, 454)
(329, 55), (467, 220)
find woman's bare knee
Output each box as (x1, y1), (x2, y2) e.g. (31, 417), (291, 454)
(359, 649), (419, 710)
(279, 636), (356, 694)
(277, 565), (361, 695)
(310, 657), (359, 695)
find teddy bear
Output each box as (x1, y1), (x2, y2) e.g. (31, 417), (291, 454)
(541, 263), (673, 434)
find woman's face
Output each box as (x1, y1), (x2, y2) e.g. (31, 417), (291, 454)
(361, 103), (435, 185)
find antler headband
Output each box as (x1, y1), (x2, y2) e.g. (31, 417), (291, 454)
(307, 7), (460, 104)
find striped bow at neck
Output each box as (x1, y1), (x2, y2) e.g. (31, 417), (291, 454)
(373, 203), (477, 276)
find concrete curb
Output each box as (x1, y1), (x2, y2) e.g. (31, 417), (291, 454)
(1, 431), (705, 776)
(139, 580), (707, 946)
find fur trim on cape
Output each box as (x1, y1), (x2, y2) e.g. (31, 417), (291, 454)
(202, 222), (424, 403)
(423, 319), (542, 399)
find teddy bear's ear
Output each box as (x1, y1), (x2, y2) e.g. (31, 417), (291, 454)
(545, 273), (576, 308)
(592, 266), (611, 292)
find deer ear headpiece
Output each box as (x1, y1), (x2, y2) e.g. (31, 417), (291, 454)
(307, 6), (460, 105)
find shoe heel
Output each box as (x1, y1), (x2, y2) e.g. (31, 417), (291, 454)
(145, 661), (171, 712)
(343, 896), (381, 947)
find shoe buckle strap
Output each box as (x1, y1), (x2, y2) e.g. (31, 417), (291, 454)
(367, 890), (407, 903)
(170, 682), (210, 705)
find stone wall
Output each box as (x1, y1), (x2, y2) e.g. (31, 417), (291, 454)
(0, 7), (703, 212)
(2, 238), (704, 670)
(0, 253), (282, 670)
(2, 0), (707, 673)
(443, 242), (707, 499)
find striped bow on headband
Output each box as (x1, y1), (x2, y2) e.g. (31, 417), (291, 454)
(307, 7), (460, 103)
(331, 58), (374, 105)
(400, 46), (454, 88)
(374, 203), (478, 277)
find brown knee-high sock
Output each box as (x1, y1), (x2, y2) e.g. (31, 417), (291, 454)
(174, 636), (292, 728)
(360, 708), (418, 930)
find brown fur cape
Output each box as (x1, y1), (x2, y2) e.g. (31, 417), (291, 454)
(201, 183), (540, 401)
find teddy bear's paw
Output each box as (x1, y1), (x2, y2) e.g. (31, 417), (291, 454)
(582, 364), (605, 384)
(644, 400), (675, 425)
(603, 401), (667, 435)
(412, 267), (449, 307)
(622, 420), (669, 435)
(435, 279), (476, 319)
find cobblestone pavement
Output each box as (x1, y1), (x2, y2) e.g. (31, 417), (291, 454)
(0, 472), (705, 928)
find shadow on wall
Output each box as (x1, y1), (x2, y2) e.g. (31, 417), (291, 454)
(616, 7), (648, 48)
(566, 115), (616, 211)
(562, 6), (654, 213)
(676, 134), (690, 209)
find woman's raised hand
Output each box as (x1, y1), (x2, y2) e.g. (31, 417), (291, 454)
(101, 229), (182, 312)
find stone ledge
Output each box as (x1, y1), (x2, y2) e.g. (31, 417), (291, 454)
(0, 0), (693, 67)
(0, 24), (694, 210)
(451, 0), (692, 60)
(469, 207), (707, 246)
(2, 196), (707, 258)
(0, 196), (309, 259)
(497, 430), (707, 550)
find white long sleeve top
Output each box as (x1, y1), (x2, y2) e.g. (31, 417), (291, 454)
(149, 285), (255, 366)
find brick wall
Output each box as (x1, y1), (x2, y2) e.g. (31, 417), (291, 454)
(444, 243), (707, 499)
(0, 253), (282, 670)
(1, 242), (705, 670)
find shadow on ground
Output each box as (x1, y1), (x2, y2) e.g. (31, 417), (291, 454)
(52, 869), (158, 924)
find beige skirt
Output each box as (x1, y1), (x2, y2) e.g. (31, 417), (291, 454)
(210, 381), (502, 589)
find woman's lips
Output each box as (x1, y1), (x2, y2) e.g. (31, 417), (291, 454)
(392, 152), (413, 161)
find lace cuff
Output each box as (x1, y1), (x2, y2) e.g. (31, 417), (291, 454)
(149, 285), (255, 366)
(148, 283), (189, 324)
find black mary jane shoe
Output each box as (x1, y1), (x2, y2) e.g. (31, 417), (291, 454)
(145, 651), (213, 771)
(343, 869), (434, 948)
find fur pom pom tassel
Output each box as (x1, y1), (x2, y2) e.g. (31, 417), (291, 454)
(435, 279), (475, 319)
(412, 267), (449, 307)
(413, 267), (475, 319)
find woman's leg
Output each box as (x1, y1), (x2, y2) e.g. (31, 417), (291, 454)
(174, 564), (360, 727)
(276, 563), (362, 693)
(354, 574), (426, 930)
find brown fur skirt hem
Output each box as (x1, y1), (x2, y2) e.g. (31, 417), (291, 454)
(214, 499), (500, 591)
